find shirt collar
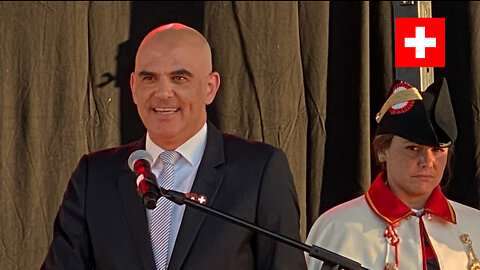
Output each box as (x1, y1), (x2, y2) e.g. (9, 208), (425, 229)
(365, 171), (456, 225)
(145, 122), (207, 167)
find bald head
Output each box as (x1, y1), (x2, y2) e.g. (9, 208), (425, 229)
(130, 22), (220, 150)
(136, 23), (213, 72)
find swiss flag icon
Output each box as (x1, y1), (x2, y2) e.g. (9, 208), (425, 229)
(395, 18), (445, 67)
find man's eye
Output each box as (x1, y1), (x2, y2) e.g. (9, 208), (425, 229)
(433, 147), (446, 153)
(172, 75), (187, 82)
(142, 76), (155, 81)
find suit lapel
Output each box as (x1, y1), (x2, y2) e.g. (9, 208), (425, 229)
(117, 137), (157, 269)
(168, 122), (226, 270)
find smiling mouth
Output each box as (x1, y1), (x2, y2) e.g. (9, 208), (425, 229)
(153, 107), (180, 113)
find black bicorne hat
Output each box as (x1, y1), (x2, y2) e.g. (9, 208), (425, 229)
(375, 77), (457, 147)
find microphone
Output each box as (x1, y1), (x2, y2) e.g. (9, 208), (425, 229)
(128, 150), (160, 210)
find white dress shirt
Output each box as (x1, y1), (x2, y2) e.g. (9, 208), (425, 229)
(145, 122), (207, 266)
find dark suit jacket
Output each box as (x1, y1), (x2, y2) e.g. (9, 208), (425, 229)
(41, 122), (307, 270)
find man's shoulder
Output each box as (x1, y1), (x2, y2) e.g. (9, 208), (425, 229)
(222, 133), (277, 151)
(206, 121), (280, 155)
(82, 139), (142, 162)
(220, 133), (287, 162)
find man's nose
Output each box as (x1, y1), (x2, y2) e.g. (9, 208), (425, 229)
(154, 79), (174, 98)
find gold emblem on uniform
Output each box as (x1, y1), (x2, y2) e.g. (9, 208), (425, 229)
(460, 234), (480, 270)
(384, 262), (397, 270)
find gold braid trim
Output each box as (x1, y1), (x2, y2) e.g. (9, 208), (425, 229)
(375, 88), (422, 123)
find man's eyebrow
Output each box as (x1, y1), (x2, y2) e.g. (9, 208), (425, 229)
(171, 69), (193, 77)
(138, 70), (156, 76)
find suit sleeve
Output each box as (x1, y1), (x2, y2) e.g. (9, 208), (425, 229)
(254, 148), (307, 270)
(41, 155), (94, 270)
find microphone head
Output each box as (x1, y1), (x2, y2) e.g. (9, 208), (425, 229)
(128, 150), (154, 172)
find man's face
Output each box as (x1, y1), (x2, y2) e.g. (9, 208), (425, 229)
(130, 31), (219, 149)
(382, 135), (448, 207)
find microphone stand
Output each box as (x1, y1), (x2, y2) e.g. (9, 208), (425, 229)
(158, 188), (370, 270)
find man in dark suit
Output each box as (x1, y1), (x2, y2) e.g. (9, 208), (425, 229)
(41, 23), (306, 270)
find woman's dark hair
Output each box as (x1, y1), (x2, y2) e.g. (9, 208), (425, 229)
(371, 134), (455, 191)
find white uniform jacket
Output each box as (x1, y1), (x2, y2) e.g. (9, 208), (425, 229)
(306, 172), (480, 270)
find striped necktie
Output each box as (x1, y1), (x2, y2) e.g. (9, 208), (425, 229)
(149, 151), (179, 270)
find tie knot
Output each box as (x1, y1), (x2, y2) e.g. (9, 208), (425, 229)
(159, 151), (179, 165)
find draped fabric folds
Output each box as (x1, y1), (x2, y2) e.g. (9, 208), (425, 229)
(1, 2), (479, 269)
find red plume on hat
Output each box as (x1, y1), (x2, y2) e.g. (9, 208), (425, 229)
(375, 78), (457, 147)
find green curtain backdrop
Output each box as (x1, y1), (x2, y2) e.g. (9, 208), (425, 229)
(1, 1), (479, 269)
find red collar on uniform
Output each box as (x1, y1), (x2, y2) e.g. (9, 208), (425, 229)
(365, 171), (456, 225)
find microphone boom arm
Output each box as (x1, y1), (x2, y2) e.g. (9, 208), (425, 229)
(159, 188), (369, 270)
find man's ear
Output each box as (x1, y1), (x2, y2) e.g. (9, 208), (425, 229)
(205, 71), (220, 105)
(130, 72), (138, 104)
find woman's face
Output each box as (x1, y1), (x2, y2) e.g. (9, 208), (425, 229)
(381, 135), (448, 208)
